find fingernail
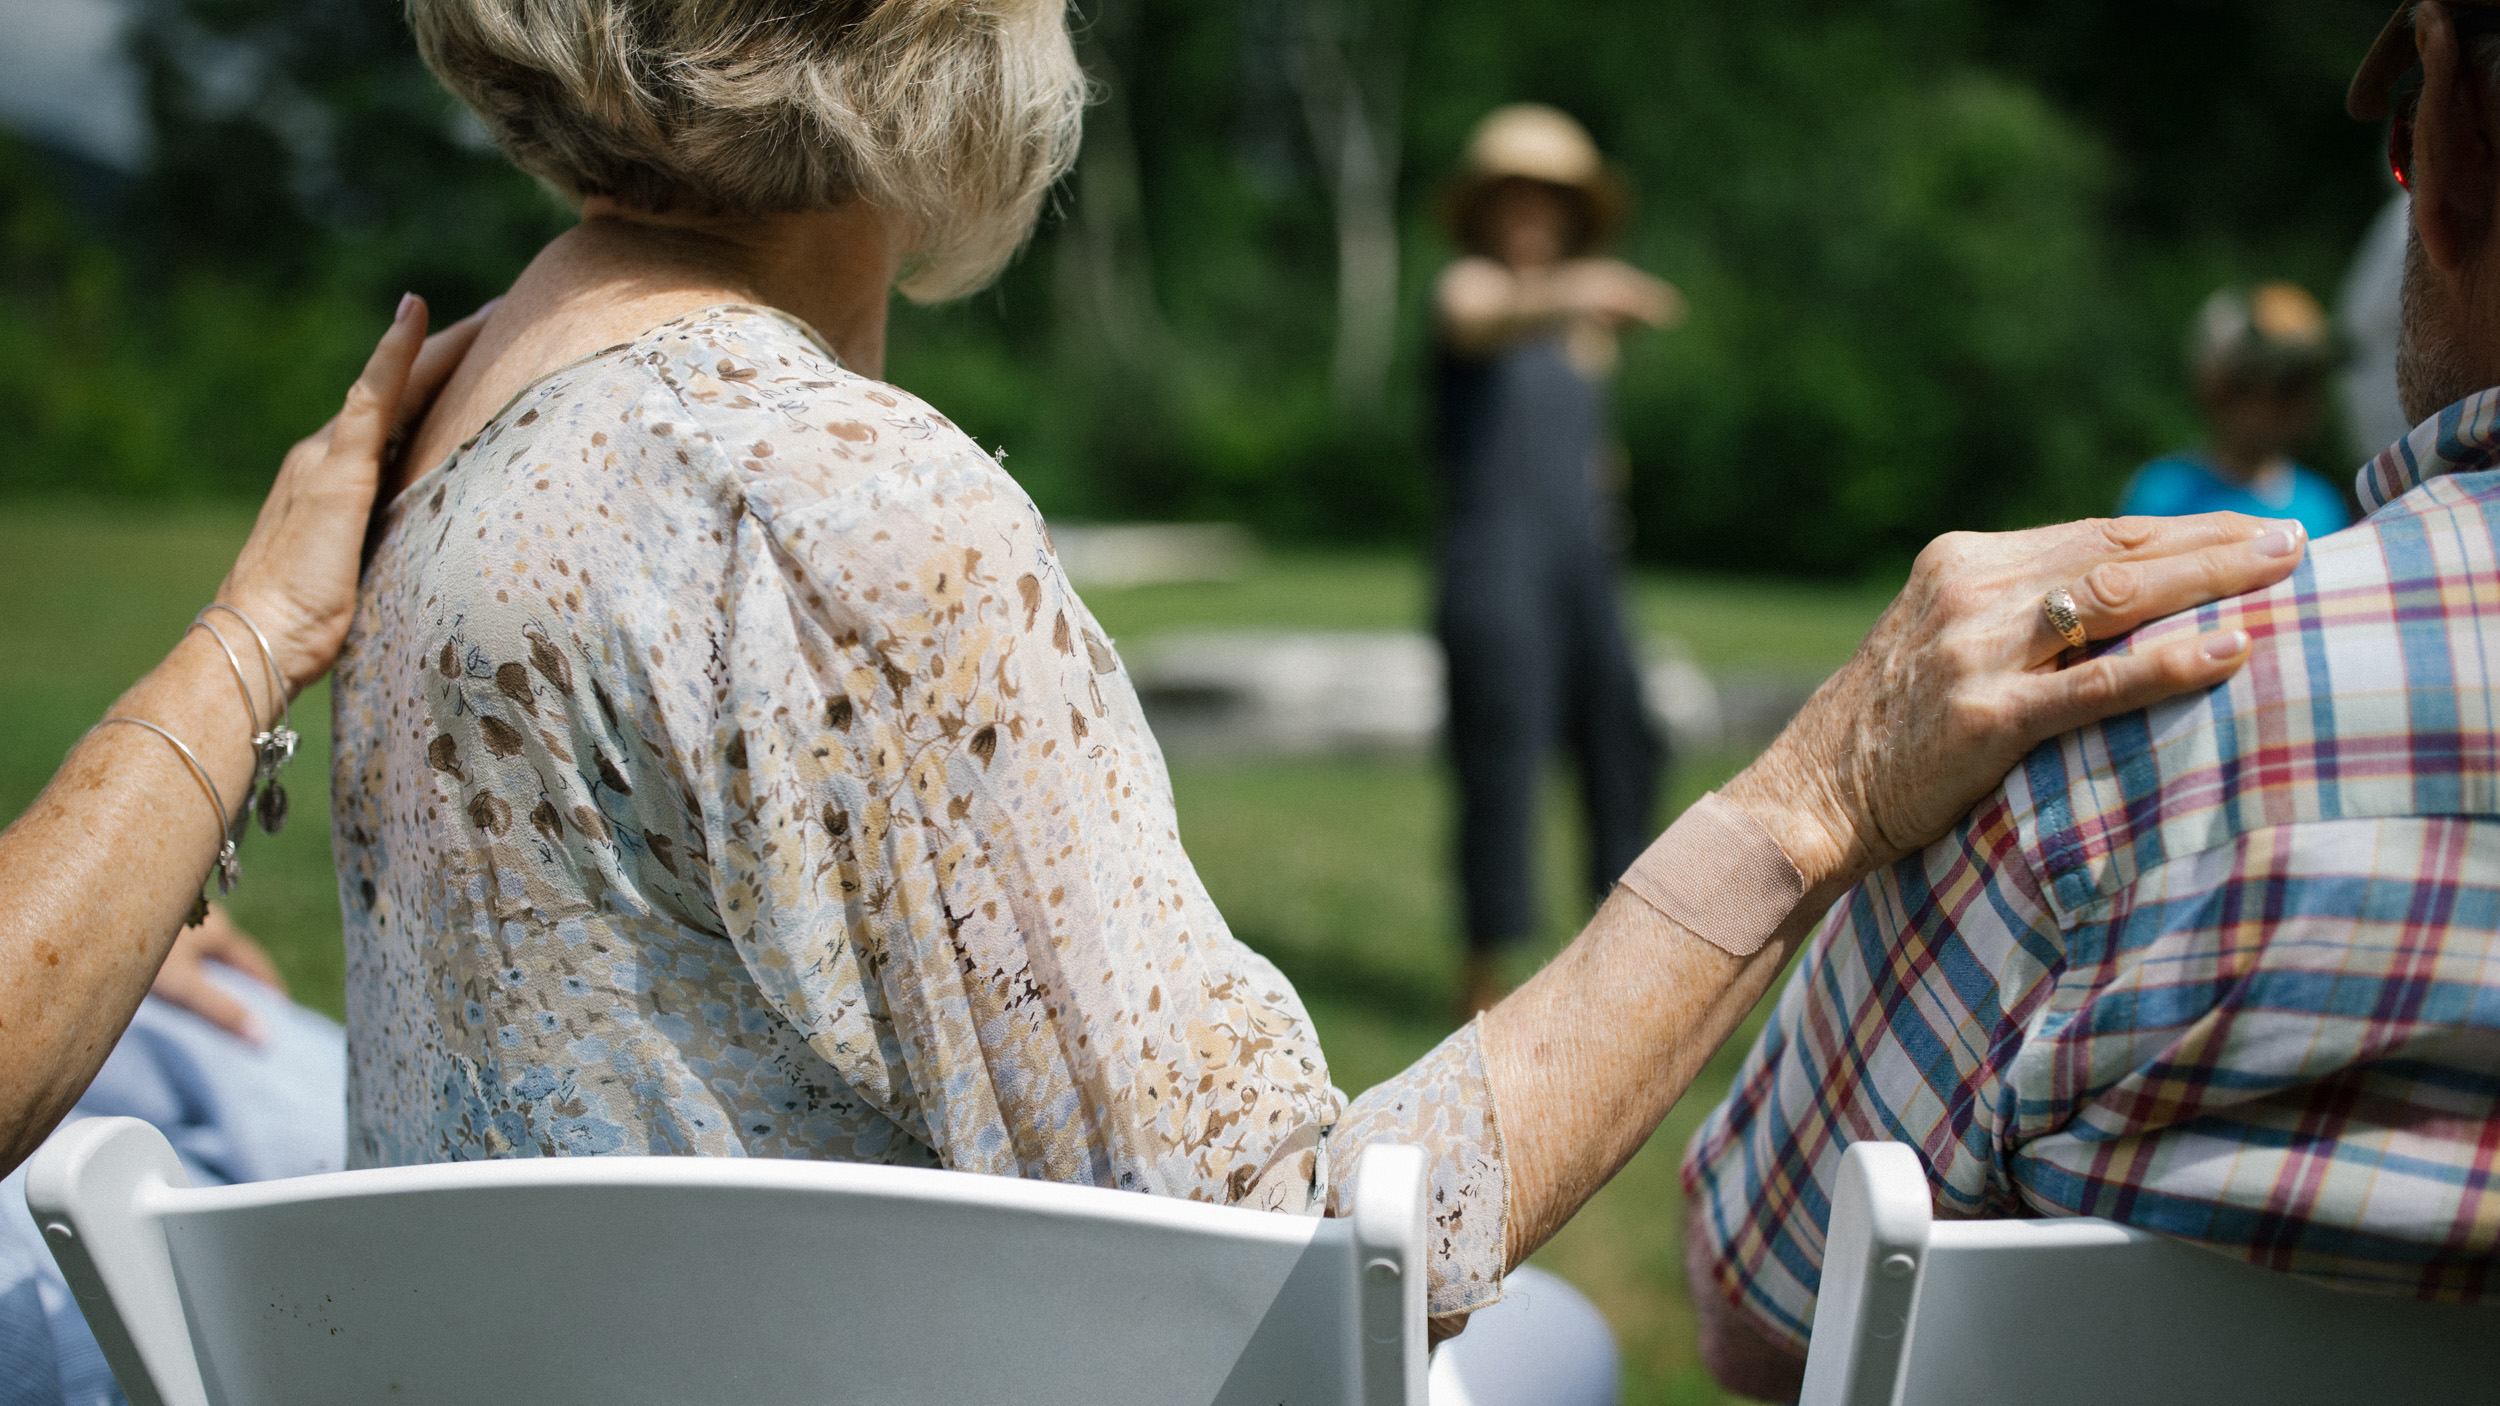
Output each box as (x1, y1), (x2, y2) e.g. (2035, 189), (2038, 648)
(395, 292), (419, 323)
(2252, 525), (2302, 558)
(2201, 630), (2250, 660)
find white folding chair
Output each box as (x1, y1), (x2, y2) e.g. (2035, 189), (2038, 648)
(26, 1116), (1428, 1406)
(1802, 1140), (2500, 1406)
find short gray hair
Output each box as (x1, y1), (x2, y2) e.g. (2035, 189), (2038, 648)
(408, 0), (1087, 300)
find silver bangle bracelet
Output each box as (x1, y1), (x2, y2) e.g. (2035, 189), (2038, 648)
(193, 603), (297, 835)
(88, 715), (240, 928)
(189, 616), (266, 736)
(200, 602), (290, 732)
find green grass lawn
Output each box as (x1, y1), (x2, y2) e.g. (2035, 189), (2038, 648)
(1079, 546), (1897, 673)
(0, 504), (1892, 1404)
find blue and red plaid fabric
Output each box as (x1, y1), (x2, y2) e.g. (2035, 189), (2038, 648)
(1683, 391), (2500, 1351)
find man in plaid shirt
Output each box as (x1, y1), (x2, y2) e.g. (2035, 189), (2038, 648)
(1683, 6), (2500, 1396)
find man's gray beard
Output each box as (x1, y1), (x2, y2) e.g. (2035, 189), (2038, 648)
(2399, 229), (2489, 426)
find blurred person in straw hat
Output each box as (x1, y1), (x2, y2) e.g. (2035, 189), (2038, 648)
(2116, 281), (2354, 540)
(1431, 103), (1685, 1016)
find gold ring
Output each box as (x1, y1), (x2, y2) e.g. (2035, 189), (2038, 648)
(2043, 588), (2087, 651)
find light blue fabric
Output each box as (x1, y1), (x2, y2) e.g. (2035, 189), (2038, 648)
(0, 968), (343, 1406)
(2116, 451), (2353, 540)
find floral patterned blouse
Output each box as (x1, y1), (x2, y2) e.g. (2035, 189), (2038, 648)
(330, 305), (1507, 1315)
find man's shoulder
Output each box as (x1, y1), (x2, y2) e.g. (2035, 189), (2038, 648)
(2007, 470), (2500, 922)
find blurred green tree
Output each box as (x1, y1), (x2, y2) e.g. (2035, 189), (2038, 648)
(0, 0), (2397, 576)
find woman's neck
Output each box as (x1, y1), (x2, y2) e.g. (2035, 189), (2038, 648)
(392, 200), (900, 500)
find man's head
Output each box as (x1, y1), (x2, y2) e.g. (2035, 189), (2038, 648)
(2189, 284), (2334, 470)
(2354, 3), (2500, 421)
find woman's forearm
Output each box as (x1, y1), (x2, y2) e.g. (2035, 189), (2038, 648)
(0, 295), (478, 1177)
(0, 624), (269, 1173)
(1478, 776), (1856, 1265)
(1438, 260), (1589, 355)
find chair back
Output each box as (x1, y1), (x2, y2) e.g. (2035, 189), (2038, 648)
(1801, 1140), (2500, 1406)
(26, 1117), (1426, 1406)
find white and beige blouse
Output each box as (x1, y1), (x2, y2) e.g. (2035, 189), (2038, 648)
(331, 305), (1507, 1315)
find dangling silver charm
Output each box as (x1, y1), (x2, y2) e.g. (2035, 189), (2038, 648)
(214, 840), (240, 896)
(255, 779), (289, 835)
(254, 724), (299, 778)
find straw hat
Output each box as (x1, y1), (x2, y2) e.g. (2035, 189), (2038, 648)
(1442, 104), (1627, 256)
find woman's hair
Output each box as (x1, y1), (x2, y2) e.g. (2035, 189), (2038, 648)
(408, 0), (1087, 300)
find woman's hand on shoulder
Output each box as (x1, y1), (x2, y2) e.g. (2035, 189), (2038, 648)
(1725, 513), (2309, 889)
(217, 293), (496, 699)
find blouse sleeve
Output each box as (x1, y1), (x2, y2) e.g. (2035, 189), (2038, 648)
(1325, 1020), (1511, 1317)
(666, 350), (1508, 1317)
(695, 416), (1352, 1192)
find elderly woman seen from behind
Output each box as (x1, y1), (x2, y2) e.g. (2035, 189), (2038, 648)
(350, 0), (2306, 1334)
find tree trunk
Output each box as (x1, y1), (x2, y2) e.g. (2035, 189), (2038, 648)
(1058, 3), (1173, 385)
(1293, 0), (1408, 415)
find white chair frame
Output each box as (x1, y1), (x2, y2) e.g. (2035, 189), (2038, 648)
(1802, 1140), (2500, 1406)
(28, 1116), (1429, 1406)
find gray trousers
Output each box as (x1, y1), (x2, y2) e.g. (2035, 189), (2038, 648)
(1439, 550), (1662, 951)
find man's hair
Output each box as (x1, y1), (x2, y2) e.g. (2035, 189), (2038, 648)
(408, 0), (1087, 301)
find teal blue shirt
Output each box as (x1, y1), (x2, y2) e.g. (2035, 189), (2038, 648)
(2116, 452), (2353, 539)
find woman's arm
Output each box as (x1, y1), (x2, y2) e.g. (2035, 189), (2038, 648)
(1480, 512), (2308, 1265)
(1436, 256), (1686, 355)
(0, 293), (491, 1176)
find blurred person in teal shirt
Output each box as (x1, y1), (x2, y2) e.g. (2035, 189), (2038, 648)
(2119, 282), (2354, 539)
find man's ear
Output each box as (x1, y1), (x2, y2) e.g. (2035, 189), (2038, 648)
(2414, 2), (2499, 273)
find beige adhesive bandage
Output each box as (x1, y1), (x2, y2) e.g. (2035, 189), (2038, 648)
(1617, 791), (1806, 957)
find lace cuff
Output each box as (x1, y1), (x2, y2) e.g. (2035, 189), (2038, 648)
(1324, 1018), (1509, 1317)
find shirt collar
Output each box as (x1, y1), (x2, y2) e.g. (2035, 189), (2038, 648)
(2357, 388), (2500, 514)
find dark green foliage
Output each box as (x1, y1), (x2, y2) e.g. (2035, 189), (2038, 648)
(0, 0), (2399, 574)
(0, 0), (563, 499)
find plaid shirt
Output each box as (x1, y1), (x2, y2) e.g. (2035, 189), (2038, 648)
(1683, 392), (2500, 1350)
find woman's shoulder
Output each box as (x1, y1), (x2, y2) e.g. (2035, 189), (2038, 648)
(391, 302), (1038, 599)
(615, 304), (1007, 514)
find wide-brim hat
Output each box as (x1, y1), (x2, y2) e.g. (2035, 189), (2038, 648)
(1441, 103), (1627, 256)
(2350, 0), (2500, 120)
